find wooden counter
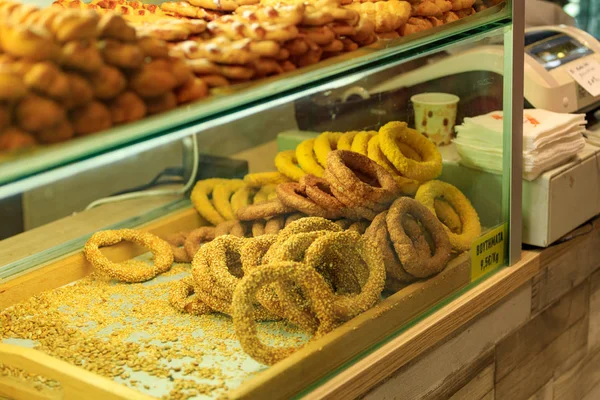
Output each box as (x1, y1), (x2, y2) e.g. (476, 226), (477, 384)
(306, 217), (600, 400)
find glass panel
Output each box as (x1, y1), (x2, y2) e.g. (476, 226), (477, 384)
(0, 1), (510, 188)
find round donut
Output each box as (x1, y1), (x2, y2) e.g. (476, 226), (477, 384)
(325, 150), (401, 208)
(275, 150), (306, 181)
(84, 229), (174, 283)
(415, 180), (481, 251)
(190, 178), (231, 225)
(164, 232), (192, 263)
(212, 180), (246, 221)
(232, 261), (337, 365)
(184, 226), (216, 259)
(314, 131), (342, 168)
(244, 172), (291, 187)
(296, 139), (324, 177)
(236, 199), (295, 221)
(337, 131), (359, 151)
(304, 230), (385, 320)
(386, 197), (451, 278)
(350, 131), (376, 155)
(378, 121), (442, 182)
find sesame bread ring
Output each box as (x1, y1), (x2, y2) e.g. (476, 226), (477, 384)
(386, 197), (451, 278)
(378, 121), (442, 182)
(84, 229), (174, 283)
(232, 261), (336, 365)
(415, 180), (481, 251)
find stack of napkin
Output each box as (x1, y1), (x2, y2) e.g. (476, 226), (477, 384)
(453, 109), (586, 181)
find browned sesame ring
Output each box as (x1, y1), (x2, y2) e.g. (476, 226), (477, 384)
(232, 261), (337, 365)
(251, 219), (266, 237)
(215, 220), (247, 237)
(184, 226), (216, 260)
(264, 215), (285, 235)
(304, 231), (385, 320)
(164, 232), (192, 263)
(326, 150), (401, 208)
(322, 170), (380, 221)
(284, 212), (305, 226)
(276, 182), (344, 219)
(84, 229), (174, 283)
(236, 199), (295, 221)
(168, 276), (212, 315)
(386, 197), (451, 278)
(364, 212), (416, 283)
(300, 174), (347, 215)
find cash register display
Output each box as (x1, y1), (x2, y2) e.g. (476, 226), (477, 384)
(527, 33), (593, 71)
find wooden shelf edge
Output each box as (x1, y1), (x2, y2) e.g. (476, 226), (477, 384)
(303, 250), (541, 399)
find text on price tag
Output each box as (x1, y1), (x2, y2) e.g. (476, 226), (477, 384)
(566, 58), (600, 97)
(471, 224), (506, 281)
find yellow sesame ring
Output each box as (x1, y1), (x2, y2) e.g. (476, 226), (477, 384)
(296, 138), (324, 177)
(347, 220), (369, 234)
(275, 150), (306, 181)
(364, 212), (416, 284)
(168, 276), (212, 316)
(378, 121), (442, 182)
(231, 185), (256, 214)
(415, 180), (481, 252)
(232, 261), (337, 365)
(253, 184), (278, 205)
(350, 131), (376, 155)
(386, 197), (451, 278)
(244, 172), (291, 187)
(240, 235), (278, 274)
(164, 232), (192, 263)
(434, 198), (462, 235)
(314, 131), (342, 168)
(190, 178), (231, 226)
(196, 236), (244, 302)
(183, 226), (216, 260)
(212, 180), (246, 221)
(337, 131), (359, 150)
(84, 229), (174, 283)
(367, 135), (420, 196)
(304, 231), (385, 320)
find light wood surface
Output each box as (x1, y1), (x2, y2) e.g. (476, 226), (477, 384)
(0, 344), (152, 400)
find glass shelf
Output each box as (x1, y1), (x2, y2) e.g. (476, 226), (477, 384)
(0, 3), (509, 196)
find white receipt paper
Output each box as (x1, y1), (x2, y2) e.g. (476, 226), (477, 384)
(566, 58), (600, 97)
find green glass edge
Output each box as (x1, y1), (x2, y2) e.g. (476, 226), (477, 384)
(0, 4), (509, 186)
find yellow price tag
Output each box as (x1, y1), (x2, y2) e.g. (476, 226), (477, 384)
(471, 224), (507, 281)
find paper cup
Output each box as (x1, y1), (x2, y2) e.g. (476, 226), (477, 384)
(411, 93), (460, 146)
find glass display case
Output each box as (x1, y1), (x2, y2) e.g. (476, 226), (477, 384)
(0, 0), (524, 398)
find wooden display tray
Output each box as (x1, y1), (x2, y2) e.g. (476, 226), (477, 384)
(0, 207), (471, 400)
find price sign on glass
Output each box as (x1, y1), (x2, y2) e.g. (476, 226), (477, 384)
(566, 59), (600, 97)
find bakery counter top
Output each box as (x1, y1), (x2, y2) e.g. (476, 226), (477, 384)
(307, 216), (600, 400)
